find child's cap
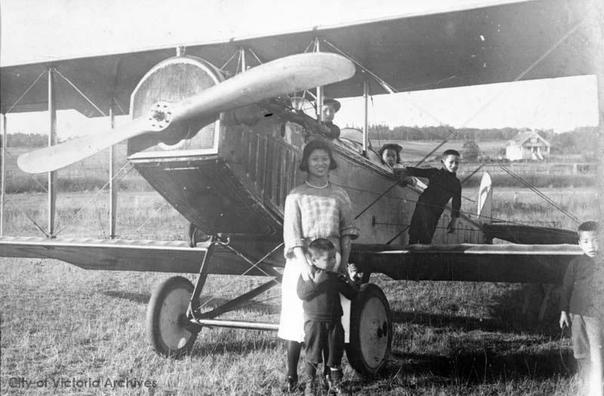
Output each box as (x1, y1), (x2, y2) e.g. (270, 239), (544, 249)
(308, 238), (337, 271)
(578, 221), (598, 233)
(442, 149), (460, 158)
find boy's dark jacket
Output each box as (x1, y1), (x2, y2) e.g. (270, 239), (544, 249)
(399, 167), (461, 218)
(560, 254), (603, 317)
(297, 269), (358, 322)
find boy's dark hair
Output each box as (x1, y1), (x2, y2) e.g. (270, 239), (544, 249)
(299, 140), (338, 171)
(442, 149), (460, 158)
(578, 221), (598, 233)
(308, 238), (336, 255)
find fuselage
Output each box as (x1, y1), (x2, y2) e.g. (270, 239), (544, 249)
(125, 55), (486, 264)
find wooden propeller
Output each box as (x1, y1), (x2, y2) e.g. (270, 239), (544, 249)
(18, 53), (355, 174)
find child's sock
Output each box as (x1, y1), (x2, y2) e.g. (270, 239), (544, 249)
(287, 341), (301, 379)
(577, 358), (591, 383)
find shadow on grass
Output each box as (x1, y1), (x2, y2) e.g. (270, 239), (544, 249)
(104, 290), (150, 304)
(392, 311), (501, 333)
(391, 283), (562, 336)
(190, 335), (281, 358)
(385, 347), (575, 385)
(349, 346), (574, 393)
(102, 291), (279, 314)
(488, 283), (562, 335)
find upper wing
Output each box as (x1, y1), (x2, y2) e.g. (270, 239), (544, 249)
(1, 0), (595, 116)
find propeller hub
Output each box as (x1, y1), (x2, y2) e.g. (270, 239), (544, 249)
(148, 102), (174, 131)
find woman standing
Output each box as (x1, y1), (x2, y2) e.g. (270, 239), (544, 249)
(279, 139), (359, 391)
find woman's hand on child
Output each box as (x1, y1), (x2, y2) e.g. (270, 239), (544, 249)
(299, 258), (314, 282)
(347, 263), (363, 282)
(559, 311), (570, 329)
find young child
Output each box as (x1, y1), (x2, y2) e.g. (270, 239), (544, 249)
(395, 149), (461, 244)
(379, 143), (403, 168)
(297, 238), (358, 395)
(559, 221), (602, 389)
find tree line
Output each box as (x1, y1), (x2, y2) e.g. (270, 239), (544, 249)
(365, 124), (560, 142)
(0, 132), (47, 147)
(2, 126), (598, 157)
(366, 124), (597, 155)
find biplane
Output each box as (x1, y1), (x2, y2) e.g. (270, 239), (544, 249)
(0, 0), (599, 376)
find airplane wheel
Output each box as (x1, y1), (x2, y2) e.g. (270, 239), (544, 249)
(146, 276), (199, 358)
(346, 283), (392, 377)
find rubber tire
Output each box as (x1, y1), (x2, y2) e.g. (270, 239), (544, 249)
(146, 276), (199, 358)
(346, 283), (392, 377)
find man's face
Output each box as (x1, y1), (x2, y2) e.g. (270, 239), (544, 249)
(321, 104), (336, 122)
(442, 155), (460, 173)
(311, 250), (336, 271)
(578, 231), (599, 257)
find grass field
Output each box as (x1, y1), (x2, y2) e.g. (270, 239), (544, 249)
(0, 185), (598, 395)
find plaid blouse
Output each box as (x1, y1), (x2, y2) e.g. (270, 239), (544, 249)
(283, 183), (359, 258)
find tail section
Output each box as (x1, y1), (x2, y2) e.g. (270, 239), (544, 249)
(477, 172), (493, 223)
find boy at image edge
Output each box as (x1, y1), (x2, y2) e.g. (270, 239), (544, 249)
(559, 221), (603, 389)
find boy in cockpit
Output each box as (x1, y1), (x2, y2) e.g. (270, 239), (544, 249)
(395, 149), (461, 244)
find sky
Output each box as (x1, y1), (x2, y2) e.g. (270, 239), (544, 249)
(1, 0), (599, 137)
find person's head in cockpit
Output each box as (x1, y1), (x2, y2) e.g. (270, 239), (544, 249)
(321, 98), (341, 123)
(379, 143), (403, 168)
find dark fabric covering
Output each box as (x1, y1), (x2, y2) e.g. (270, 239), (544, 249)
(403, 167), (461, 244)
(560, 255), (602, 317)
(297, 270), (357, 322)
(303, 320), (345, 366)
(323, 122), (340, 139)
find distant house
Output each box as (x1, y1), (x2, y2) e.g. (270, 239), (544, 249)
(505, 131), (550, 161)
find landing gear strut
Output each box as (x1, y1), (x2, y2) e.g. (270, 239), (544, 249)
(146, 235), (393, 376)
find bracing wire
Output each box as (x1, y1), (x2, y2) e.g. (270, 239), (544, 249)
(195, 242), (283, 312)
(6, 71), (47, 114)
(54, 69), (107, 117)
(498, 165), (580, 224)
(352, 15), (587, 234)
(53, 161), (134, 236)
(415, 17), (585, 168)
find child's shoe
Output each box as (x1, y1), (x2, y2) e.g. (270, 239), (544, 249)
(329, 369), (349, 395)
(328, 368), (346, 395)
(285, 375), (299, 393)
(304, 377), (318, 396)
(320, 372), (330, 393)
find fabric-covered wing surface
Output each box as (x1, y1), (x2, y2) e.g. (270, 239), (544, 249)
(0, 237), (275, 275)
(1, 0), (595, 116)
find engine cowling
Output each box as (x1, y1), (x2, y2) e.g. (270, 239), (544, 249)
(128, 55), (224, 156)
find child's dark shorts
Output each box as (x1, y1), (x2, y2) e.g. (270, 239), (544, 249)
(304, 320), (345, 367)
(570, 313), (602, 360)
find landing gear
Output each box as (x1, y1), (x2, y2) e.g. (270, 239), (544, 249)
(146, 276), (200, 358)
(147, 236), (393, 377)
(146, 236), (282, 358)
(347, 283), (392, 376)
(187, 223), (211, 247)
